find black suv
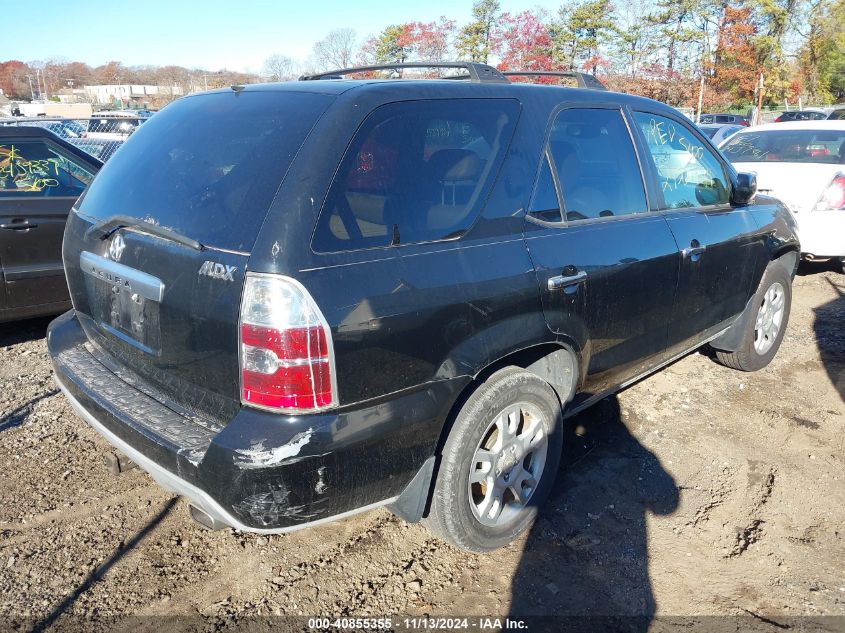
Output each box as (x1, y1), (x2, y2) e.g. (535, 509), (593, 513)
(48, 63), (799, 552)
(0, 126), (101, 322)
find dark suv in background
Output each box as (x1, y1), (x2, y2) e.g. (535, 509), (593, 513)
(0, 126), (101, 322)
(699, 113), (751, 126)
(48, 63), (799, 552)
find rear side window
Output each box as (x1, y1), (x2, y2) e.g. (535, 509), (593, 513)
(634, 112), (730, 209)
(0, 140), (95, 197)
(529, 108), (648, 222)
(312, 99), (519, 251)
(78, 91), (333, 252)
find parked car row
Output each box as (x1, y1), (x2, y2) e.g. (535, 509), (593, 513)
(0, 110), (151, 163)
(699, 107), (845, 126)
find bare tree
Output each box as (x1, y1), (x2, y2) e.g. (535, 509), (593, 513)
(261, 54), (295, 81)
(312, 29), (357, 70)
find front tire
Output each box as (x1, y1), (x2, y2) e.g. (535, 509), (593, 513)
(424, 367), (563, 552)
(715, 264), (792, 372)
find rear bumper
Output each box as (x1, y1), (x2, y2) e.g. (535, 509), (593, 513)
(48, 310), (462, 532)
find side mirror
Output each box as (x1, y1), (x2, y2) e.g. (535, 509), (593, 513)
(732, 172), (757, 205)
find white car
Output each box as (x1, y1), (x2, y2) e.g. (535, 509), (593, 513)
(85, 111), (150, 141)
(720, 121), (845, 260)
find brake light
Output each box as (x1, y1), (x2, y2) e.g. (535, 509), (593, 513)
(239, 274), (336, 412)
(814, 175), (845, 211)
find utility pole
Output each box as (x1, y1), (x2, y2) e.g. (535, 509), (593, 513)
(696, 76), (705, 124)
(755, 72), (764, 125)
(26, 74), (35, 100)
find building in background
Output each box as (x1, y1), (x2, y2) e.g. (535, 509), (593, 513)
(83, 84), (184, 106)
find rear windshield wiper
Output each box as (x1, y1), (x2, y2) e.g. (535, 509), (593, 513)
(84, 214), (205, 251)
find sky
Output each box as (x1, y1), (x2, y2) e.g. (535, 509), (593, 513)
(5, 0), (543, 74)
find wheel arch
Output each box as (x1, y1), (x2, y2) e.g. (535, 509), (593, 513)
(710, 249), (797, 353)
(390, 342), (580, 523)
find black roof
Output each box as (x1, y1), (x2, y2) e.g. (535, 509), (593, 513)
(0, 124), (63, 138)
(196, 77), (676, 118)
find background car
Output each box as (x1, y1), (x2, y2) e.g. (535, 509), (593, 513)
(720, 120), (845, 260)
(698, 123), (743, 145)
(699, 113), (750, 126)
(774, 110), (828, 122)
(0, 126), (102, 322)
(84, 111), (150, 141)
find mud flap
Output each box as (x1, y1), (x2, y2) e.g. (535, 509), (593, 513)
(387, 457), (436, 523)
(709, 294), (755, 353)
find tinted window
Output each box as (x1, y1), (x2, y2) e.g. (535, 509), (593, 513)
(634, 112), (730, 209)
(88, 118), (141, 134)
(722, 130), (845, 164)
(700, 126), (720, 139)
(541, 108), (647, 222)
(0, 140), (95, 197)
(829, 110), (845, 120)
(78, 91), (333, 252)
(313, 99), (519, 251)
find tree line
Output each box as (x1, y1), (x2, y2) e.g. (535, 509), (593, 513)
(2, 0), (842, 112)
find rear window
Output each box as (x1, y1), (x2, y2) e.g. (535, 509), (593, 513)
(722, 130), (845, 164)
(77, 91), (333, 251)
(312, 99), (519, 252)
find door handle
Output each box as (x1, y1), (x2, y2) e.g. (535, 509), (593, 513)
(0, 222), (38, 231)
(548, 270), (587, 291)
(682, 239), (705, 260)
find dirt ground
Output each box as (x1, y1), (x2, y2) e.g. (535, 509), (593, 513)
(0, 263), (843, 632)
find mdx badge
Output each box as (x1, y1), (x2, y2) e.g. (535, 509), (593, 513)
(199, 260), (237, 282)
(108, 233), (126, 261)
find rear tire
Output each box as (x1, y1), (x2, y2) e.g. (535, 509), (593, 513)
(423, 367), (563, 552)
(715, 264), (792, 372)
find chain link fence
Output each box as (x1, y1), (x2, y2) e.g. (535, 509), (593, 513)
(0, 114), (151, 162)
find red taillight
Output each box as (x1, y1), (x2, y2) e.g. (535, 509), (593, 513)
(774, 116), (782, 122)
(815, 175), (845, 211)
(239, 274), (336, 413)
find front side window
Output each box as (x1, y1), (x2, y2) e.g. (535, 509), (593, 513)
(0, 140), (95, 196)
(312, 99), (519, 251)
(634, 112), (730, 209)
(530, 107), (647, 222)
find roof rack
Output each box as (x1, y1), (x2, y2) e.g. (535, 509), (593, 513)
(300, 62), (509, 84)
(502, 71), (607, 91)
